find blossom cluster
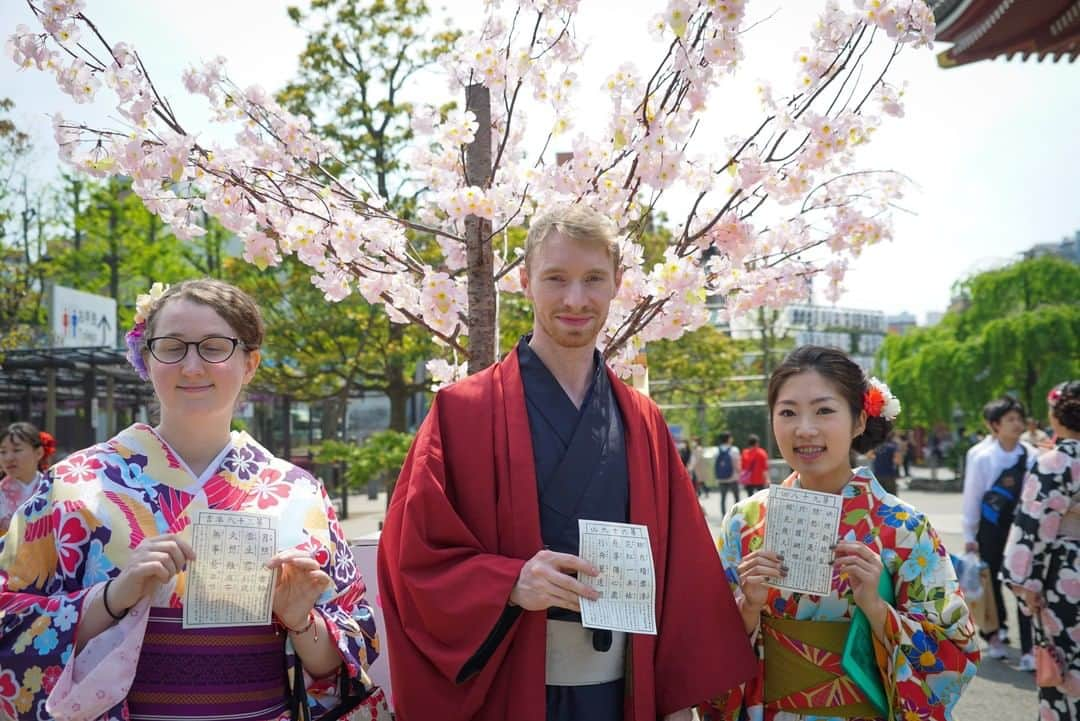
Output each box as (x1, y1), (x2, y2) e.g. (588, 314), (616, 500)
(8, 0), (936, 385)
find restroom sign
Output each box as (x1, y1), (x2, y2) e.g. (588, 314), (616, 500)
(48, 284), (118, 348)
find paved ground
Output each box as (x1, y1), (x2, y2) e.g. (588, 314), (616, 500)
(340, 469), (1039, 720)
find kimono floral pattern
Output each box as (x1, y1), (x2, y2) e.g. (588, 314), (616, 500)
(1002, 438), (1080, 720)
(0, 423), (381, 720)
(700, 467), (980, 721)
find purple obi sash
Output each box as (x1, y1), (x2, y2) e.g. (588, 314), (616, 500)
(127, 607), (289, 721)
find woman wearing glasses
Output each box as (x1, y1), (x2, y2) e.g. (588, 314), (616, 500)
(0, 279), (385, 721)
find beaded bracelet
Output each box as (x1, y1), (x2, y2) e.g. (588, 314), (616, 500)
(278, 610), (318, 643)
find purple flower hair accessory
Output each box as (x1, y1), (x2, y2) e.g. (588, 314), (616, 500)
(126, 282), (169, 381)
(125, 321), (150, 380)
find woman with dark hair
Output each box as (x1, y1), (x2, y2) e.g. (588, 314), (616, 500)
(701, 346), (979, 721)
(1002, 380), (1080, 716)
(0, 422), (56, 535)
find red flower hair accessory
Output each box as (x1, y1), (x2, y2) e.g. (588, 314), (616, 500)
(863, 377), (901, 421)
(38, 431), (57, 470)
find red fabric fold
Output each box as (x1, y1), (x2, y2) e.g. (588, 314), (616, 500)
(378, 351), (756, 721)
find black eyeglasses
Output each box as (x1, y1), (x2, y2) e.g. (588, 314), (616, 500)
(145, 336), (249, 365)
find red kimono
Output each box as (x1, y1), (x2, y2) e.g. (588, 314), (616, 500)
(377, 350), (755, 721)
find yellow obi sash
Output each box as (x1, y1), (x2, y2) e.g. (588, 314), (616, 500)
(763, 617), (880, 719)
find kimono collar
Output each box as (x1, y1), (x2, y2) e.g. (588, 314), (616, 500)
(516, 335), (603, 408)
(781, 466), (876, 500)
(1, 471), (42, 486)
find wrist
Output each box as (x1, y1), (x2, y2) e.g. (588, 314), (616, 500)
(105, 576), (138, 615)
(277, 609), (314, 633)
(739, 596), (763, 615)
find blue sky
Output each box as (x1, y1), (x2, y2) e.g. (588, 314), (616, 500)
(3, 1), (1078, 323)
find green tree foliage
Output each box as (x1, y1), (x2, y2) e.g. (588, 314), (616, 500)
(226, 256), (435, 434)
(279, 0), (458, 198)
(230, 0), (460, 434)
(0, 98), (37, 353)
(46, 176), (225, 335)
(645, 324), (739, 441)
(879, 256), (1080, 427)
(316, 430), (413, 494)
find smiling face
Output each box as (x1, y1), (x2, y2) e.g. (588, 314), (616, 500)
(145, 298), (260, 426)
(0, 435), (43, 483)
(520, 231), (622, 354)
(771, 369), (867, 491)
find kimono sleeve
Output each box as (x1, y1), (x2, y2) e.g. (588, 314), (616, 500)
(699, 500), (765, 721)
(1001, 448), (1074, 595)
(0, 478), (97, 719)
(299, 478), (382, 712)
(877, 511), (981, 721)
(652, 427), (757, 715)
(377, 394), (527, 686)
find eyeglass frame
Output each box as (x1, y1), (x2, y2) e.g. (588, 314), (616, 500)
(144, 335), (252, 365)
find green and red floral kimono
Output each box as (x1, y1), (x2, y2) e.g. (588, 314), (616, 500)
(700, 467), (980, 721)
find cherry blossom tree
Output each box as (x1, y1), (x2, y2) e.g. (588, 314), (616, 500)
(7, 0), (935, 381)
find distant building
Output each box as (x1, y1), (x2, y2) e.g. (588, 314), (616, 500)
(886, 312), (918, 336)
(729, 303), (887, 371)
(925, 311), (945, 327)
(1023, 230), (1080, 264)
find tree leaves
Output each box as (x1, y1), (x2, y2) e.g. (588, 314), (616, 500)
(879, 256), (1080, 426)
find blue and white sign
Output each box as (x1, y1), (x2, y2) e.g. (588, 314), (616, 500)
(48, 284), (118, 348)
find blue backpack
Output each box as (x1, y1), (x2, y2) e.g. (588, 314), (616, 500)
(715, 447), (734, 480)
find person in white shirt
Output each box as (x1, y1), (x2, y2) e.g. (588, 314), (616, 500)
(960, 396), (1036, 669)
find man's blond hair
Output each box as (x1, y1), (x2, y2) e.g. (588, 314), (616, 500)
(523, 204), (621, 272)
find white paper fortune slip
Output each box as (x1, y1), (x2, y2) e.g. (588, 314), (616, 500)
(183, 510), (278, 629)
(577, 520), (657, 635)
(763, 485), (843, 596)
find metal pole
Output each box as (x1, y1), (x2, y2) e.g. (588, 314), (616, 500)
(45, 368), (56, 435)
(106, 375), (116, 437)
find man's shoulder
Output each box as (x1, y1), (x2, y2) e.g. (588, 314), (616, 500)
(432, 362), (499, 409)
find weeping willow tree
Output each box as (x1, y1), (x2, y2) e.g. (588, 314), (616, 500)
(879, 255), (1080, 428)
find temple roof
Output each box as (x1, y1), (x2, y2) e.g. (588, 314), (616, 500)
(933, 0), (1080, 67)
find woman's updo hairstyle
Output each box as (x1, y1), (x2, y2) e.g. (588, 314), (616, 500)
(1049, 380), (1080, 433)
(766, 345), (892, 454)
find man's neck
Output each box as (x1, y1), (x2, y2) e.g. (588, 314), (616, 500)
(527, 333), (596, 409)
(997, 437), (1019, 453)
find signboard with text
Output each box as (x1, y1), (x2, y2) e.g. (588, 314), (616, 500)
(48, 284), (118, 348)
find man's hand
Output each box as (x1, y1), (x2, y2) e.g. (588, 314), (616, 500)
(509, 549), (600, 612)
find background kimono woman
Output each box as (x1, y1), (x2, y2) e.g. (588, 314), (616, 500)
(0, 280), (383, 721)
(1002, 380), (1080, 718)
(0, 423), (54, 536)
(700, 346), (980, 721)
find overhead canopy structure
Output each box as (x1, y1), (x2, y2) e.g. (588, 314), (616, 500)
(0, 346), (147, 450)
(934, 0), (1080, 67)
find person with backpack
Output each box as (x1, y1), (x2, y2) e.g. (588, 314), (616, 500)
(713, 432), (741, 515)
(961, 395), (1037, 669)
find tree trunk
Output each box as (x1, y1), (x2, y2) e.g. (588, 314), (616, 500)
(386, 322), (408, 431)
(464, 83), (496, 375)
